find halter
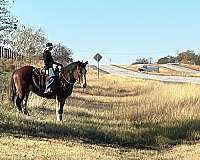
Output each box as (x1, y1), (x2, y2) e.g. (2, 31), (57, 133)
(60, 61), (87, 87)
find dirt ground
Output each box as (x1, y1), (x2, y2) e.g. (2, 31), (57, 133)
(0, 136), (200, 160)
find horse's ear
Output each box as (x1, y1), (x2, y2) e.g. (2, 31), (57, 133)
(83, 61), (88, 67)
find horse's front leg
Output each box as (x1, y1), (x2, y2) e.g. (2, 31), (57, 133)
(56, 98), (65, 121)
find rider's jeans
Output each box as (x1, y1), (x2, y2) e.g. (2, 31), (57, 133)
(45, 67), (55, 92)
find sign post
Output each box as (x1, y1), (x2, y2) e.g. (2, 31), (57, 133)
(93, 53), (102, 79)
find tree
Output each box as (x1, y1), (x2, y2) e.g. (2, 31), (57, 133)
(0, 0), (17, 42)
(157, 55), (176, 64)
(52, 43), (73, 64)
(177, 50), (197, 64)
(132, 58), (149, 64)
(10, 25), (47, 57)
(157, 57), (169, 64)
(195, 54), (200, 65)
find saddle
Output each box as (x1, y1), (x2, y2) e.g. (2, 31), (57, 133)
(33, 67), (60, 93)
(32, 68), (47, 93)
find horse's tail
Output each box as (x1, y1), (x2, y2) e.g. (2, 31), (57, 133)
(9, 74), (16, 103)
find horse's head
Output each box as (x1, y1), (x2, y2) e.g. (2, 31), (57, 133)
(61, 61), (88, 88)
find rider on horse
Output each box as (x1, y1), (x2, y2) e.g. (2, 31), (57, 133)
(43, 42), (63, 94)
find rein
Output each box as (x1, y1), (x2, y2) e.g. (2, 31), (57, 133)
(61, 74), (75, 85)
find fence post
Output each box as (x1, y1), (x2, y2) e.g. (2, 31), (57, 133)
(0, 46), (1, 59)
(8, 48), (11, 59)
(4, 48), (6, 58)
(0, 46), (3, 59)
(11, 49), (13, 59)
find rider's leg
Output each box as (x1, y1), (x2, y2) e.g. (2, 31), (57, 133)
(45, 67), (55, 93)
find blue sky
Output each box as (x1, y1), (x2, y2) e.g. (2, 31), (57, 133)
(11, 0), (200, 64)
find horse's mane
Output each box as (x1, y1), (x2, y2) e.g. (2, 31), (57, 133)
(62, 61), (82, 71)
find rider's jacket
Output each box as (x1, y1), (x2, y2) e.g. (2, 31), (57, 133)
(43, 50), (54, 69)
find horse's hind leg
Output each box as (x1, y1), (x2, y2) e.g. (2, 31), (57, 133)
(15, 90), (27, 114)
(15, 96), (23, 113)
(22, 91), (30, 115)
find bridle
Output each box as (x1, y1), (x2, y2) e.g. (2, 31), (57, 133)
(61, 62), (88, 87)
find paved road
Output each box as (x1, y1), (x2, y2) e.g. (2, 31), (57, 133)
(161, 64), (200, 74)
(99, 65), (200, 84)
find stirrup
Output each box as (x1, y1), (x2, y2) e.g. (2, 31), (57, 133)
(44, 88), (53, 94)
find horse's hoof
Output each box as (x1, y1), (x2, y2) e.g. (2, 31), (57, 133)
(57, 114), (62, 121)
(25, 112), (30, 116)
(22, 109), (29, 115)
(17, 108), (22, 113)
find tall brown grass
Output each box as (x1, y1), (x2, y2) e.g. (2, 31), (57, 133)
(0, 67), (200, 149)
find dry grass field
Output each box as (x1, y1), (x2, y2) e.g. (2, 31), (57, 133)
(181, 64), (200, 71)
(0, 63), (200, 159)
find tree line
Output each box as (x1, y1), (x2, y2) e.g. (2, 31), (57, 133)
(157, 50), (200, 65)
(133, 50), (200, 65)
(0, 0), (72, 64)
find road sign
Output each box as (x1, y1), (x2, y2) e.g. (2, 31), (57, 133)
(93, 53), (103, 79)
(94, 53), (102, 62)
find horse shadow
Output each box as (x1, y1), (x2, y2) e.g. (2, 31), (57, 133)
(0, 104), (200, 150)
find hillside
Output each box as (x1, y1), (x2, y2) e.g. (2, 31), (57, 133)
(0, 63), (200, 159)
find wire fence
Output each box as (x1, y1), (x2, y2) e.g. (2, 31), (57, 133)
(0, 45), (20, 102)
(0, 46), (24, 60)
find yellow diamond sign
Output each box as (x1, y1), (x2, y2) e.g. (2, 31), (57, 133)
(94, 53), (102, 62)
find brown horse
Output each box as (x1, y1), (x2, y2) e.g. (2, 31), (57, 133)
(9, 61), (88, 121)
